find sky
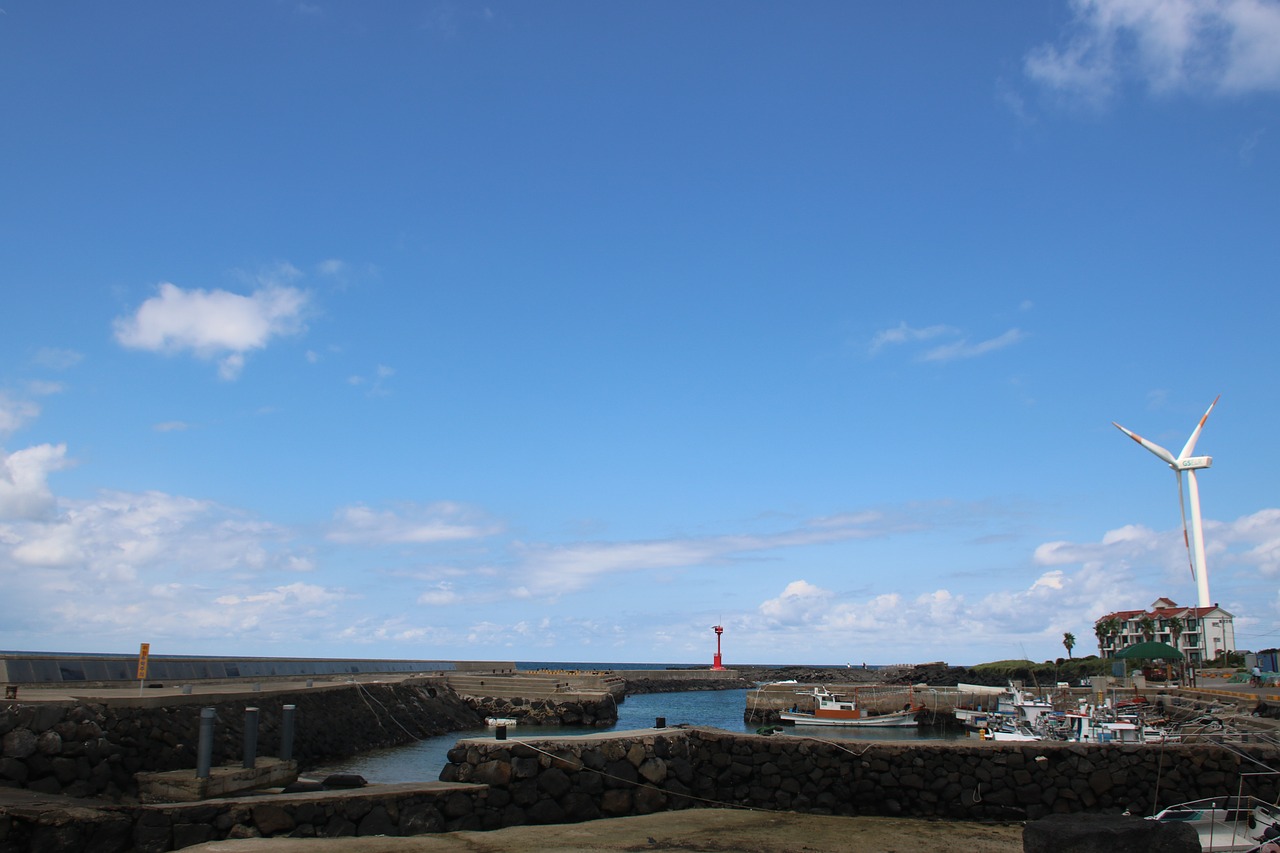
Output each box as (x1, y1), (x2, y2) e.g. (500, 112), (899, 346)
(2, 1), (1279, 667)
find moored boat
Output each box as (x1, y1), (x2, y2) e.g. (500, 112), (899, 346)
(779, 686), (921, 728)
(1149, 797), (1280, 851)
(485, 716), (517, 727)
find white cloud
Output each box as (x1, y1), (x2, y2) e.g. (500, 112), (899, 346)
(113, 281), (310, 379)
(869, 323), (1026, 363)
(869, 322), (956, 355)
(514, 510), (940, 597)
(0, 394), (41, 437)
(0, 443), (70, 520)
(326, 502), (502, 545)
(920, 329), (1027, 363)
(32, 348), (82, 370)
(417, 583), (461, 605)
(1026, 0), (1280, 105)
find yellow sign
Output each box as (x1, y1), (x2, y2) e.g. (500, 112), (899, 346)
(137, 643), (150, 680)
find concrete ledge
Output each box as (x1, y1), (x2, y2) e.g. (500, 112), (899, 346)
(136, 758), (298, 803)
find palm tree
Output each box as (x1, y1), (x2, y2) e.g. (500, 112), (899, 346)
(1167, 616), (1184, 650)
(1138, 615), (1156, 642)
(1063, 632), (1076, 659)
(1096, 617), (1121, 657)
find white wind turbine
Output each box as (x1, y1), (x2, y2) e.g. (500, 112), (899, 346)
(1113, 396), (1220, 608)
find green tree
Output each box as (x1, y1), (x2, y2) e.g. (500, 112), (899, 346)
(1063, 632), (1076, 659)
(1167, 616), (1183, 650)
(1138, 615), (1156, 642)
(1096, 617), (1121, 657)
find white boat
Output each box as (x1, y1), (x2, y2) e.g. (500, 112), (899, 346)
(979, 720), (1041, 741)
(1149, 797), (1280, 851)
(485, 717), (517, 727)
(779, 686), (921, 728)
(957, 683), (1058, 740)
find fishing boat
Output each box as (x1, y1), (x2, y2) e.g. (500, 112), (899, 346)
(1148, 796), (1280, 851)
(485, 716), (517, 727)
(957, 682), (1058, 740)
(779, 686), (921, 728)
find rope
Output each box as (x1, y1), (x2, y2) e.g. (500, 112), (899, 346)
(356, 681), (426, 741)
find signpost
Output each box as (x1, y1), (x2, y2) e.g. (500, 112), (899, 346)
(137, 642), (150, 694)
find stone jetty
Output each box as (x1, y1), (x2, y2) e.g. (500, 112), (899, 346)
(6, 725), (1277, 850)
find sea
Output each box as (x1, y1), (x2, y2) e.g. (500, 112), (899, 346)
(308, 661), (963, 783)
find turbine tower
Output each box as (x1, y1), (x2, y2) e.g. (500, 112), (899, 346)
(1113, 396), (1220, 608)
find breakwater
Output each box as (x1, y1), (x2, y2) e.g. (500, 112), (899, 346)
(441, 727), (1280, 822)
(4, 725), (1280, 849)
(0, 680), (480, 799)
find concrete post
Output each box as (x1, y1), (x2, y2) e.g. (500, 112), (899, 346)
(196, 707), (215, 779)
(243, 707), (259, 769)
(280, 704), (296, 761)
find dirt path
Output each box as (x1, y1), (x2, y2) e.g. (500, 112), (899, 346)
(188, 809), (1024, 853)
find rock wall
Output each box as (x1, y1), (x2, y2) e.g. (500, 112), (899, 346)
(620, 676), (755, 695)
(0, 681), (481, 800)
(441, 727), (1280, 823)
(5, 726), (1280, 852)
(465, 694), (617, 727)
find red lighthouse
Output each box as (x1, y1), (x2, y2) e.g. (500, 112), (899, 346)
(711, 624), (725, 670)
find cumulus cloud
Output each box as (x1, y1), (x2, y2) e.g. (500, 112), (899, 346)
(113, 281), (310, 379)
(326, 502), (502, 545)
(1026, 0), (1280, 104)
(0, 444), (70, 520)
(0, 478), (333, 646)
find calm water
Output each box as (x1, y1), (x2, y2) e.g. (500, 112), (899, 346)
(308, 688), (961, 783)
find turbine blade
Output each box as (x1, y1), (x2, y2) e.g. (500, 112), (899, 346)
(1113, 422), (1177, 466)
(1176, 471), (1195, 580)
(1178, 395), (1221, 461)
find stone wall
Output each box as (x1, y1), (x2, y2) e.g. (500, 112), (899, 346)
(465, 694), (617, 727)
(0, 680), (481, 800)
(5, 726), (1280, 852)
(440, 727), (1280, 823)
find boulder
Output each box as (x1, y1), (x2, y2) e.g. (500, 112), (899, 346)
(1023, 813), (1199, 853)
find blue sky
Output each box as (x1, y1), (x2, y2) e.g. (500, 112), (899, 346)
(2, 1), (1278, 666)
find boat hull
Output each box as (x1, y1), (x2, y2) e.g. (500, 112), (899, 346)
(780, 708), (919, 728)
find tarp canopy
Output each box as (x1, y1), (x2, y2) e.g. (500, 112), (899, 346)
(1114, 641), (1184, 660)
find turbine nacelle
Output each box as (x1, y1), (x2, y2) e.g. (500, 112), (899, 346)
(1177, 456), (1212, 471)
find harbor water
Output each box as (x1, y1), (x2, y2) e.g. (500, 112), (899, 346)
(309, 687), (963, 783)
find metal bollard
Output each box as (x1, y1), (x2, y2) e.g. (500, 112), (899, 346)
(243, 707), (259, 769)
(280, 705), (296, 762)
(495, 725), (507, 740)
(656, 717), (666, 728)
(196, 707), (215, 779)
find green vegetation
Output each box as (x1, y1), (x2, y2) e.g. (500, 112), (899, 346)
(971, 656), (1114, 686)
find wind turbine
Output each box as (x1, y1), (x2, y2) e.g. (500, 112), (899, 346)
(1112, 396), (1220, 609)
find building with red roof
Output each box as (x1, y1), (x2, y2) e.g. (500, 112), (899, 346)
(1094, 598), (1236, 666)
